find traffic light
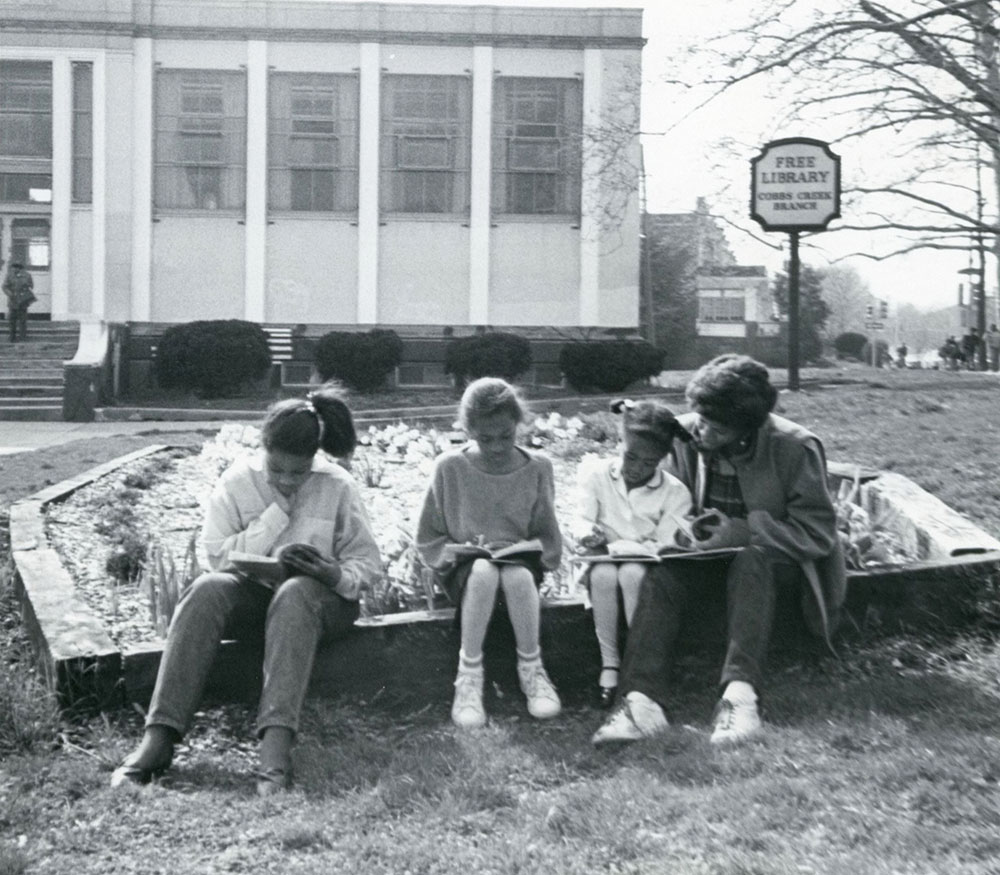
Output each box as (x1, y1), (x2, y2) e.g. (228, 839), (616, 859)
(865, 303), (874, 319)
(879, 300), (889, 319)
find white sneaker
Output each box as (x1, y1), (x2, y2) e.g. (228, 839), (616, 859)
(517, 661), (562, 719)
(591, 691), (669, 746)
(451, 668), (487, 729)
(710, 683), (762, 744)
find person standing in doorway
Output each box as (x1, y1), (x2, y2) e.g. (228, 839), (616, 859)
(2, 261), (35, 343)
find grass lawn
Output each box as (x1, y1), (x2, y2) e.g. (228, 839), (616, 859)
(2, 369), (1000, 874)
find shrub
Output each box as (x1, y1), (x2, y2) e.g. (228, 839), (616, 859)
(154, 319), (272, 398)
(861, 338), (891, 367)
(834, 332), (869, 359)
(314, 329), (403, 392)
(444, 332), (533, 387)
(559, 340), (664, 392)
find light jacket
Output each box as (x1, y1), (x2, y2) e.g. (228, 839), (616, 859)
(667, 412), (847, 646)
(201, 452), (382, 602)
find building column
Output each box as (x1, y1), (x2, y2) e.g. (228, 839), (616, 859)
(50, 57), (72, 318)
(90, 51), (107, 319)
(579, 48), (603, 326)
(130, 38), (153, 321)
(244, 41), (268, 322)
(468, 45), (493, 324)
(357, 42), (380, 324)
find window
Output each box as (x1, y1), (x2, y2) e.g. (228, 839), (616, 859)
(154, 70), (245, 210)
(0, 61), (52, 205)
(492, 78), (581, 216)
(269, 73), (358, 212)
(380, 75), (470, 214)
(72, 62), (93, 203)
(698, 294), (746, 323)
(10, 218), (50, 271)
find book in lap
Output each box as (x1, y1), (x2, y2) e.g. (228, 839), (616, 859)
(443, 538), (544, 564)
(228, 551), (286, 584)
(573, 539), (741, 564)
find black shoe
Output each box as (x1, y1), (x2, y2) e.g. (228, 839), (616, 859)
(598, 684), (618, 709)
(109, 752), (171, 788)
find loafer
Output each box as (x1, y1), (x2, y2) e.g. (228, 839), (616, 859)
(110, 755), (169, 788)
(256, 767), (292, 797)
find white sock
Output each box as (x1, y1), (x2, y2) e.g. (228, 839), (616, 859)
(458, 649), (483, 674)
(516, 648), (541, 668)
(723, 680), (757, 704)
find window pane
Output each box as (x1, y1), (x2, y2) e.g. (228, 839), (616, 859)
(492, 77), (581, 216)
(0, 61), (52, 159)
(0, 172), (52, 203)
(11, 219), (50, 270)
(155, 69), (245, 210)
(381, 75), (470, 214)
(269, 72), (357, 212)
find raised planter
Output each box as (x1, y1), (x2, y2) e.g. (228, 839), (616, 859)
(10, 450), (1000, 712)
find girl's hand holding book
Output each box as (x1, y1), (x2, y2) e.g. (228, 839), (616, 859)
(277, 543), (342, 589)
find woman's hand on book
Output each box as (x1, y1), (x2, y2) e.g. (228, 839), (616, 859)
(579, 526), (608, 551)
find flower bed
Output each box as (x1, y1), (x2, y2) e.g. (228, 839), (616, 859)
(44, 414), (612, 650)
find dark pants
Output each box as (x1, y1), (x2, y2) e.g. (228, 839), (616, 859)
(619, 545), (804, 709)
(7, 304), (28, 341)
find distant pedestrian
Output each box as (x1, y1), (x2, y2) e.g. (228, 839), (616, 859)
(895, 342), (908, 369)
(2, 261), (35, 343)
(961, 327), (981, 370)
(986, 324), (1000, 372)
(940, 336), (961, 370)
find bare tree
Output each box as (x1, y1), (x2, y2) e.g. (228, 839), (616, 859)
(683, 0), (999, 288)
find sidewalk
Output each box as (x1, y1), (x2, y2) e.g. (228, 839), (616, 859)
(0, 420), (226, 455)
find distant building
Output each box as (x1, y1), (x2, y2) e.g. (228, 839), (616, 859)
(695, 265), (779, 339)
(644, 200), (782, 366)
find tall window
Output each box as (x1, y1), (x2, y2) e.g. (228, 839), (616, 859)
(72, 62), (93, 204)
(0, 61), (52, 204)
(380, 75), (470, 214)
(11, 218), (51, 271)
(492, 78), (581, 216)
(154, 70), (245, 210)
(269, 73), (358, 212)
(698, 295), (746, 323)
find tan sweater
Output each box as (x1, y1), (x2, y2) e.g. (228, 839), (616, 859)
(416, 445), (563, 572)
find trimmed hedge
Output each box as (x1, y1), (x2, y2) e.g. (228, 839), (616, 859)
(314, 329), (404, 392)
(445, 332), (532, 386)
(834, 331), (869, 359)
(153, 319), (272, 398)
(559, 340), (664, 392)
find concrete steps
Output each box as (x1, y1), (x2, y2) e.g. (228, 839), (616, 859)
(0, 323), (79, 421)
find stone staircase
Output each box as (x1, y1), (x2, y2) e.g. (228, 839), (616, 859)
(0, 322), (79, 421)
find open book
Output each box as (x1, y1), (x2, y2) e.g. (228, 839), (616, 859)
(443, 538), (544, 564)
(573, 539), (741, 564)
(228, 551), (286, 584)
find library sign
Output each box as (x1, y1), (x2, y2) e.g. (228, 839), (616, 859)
(750, 137), (840, 232)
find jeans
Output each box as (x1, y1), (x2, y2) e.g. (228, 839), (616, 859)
(619, 545), (803, 708)
(146, 571), (359, 738)
(7, 304), (27, 341)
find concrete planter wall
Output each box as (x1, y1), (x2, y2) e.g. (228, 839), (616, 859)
(10, 449), (1000, 712)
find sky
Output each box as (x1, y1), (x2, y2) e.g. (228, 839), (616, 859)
(325, 0), (973, 312)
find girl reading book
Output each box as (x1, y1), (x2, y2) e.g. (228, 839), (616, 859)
(416, 377), (563, 728)
(571, 399), (693, 707)
(111, 384), (381, 795)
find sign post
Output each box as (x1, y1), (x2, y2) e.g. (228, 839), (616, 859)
(751, 137), (841, 390)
